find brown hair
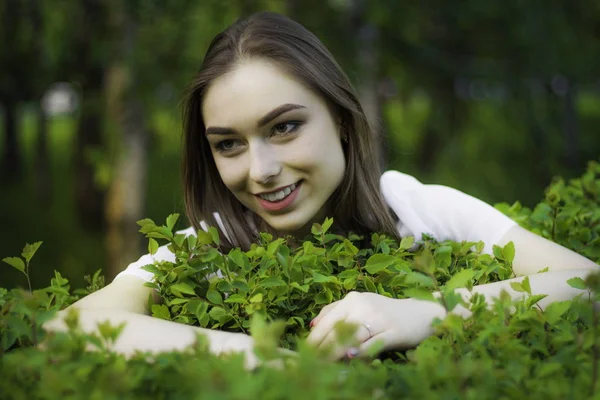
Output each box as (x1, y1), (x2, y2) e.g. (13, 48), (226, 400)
(182, 11), (399, 251)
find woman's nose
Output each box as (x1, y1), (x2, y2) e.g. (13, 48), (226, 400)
(248, 142), (282, 184)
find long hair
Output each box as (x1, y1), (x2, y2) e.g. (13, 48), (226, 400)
(182, 11), (399, 251)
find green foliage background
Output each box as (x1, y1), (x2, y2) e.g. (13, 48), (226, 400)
(1, 0), (600, 290)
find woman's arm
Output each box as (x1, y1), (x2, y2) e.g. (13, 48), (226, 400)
(498, 224), (600, 276)
(43, 276), (257, 366)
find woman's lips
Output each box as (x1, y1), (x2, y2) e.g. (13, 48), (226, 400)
(256, 182), (301, 212)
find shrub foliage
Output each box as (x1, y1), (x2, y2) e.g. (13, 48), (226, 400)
(1, 160), (599, 399)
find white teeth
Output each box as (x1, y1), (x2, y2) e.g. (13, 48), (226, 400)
(259, 183), (297, 202)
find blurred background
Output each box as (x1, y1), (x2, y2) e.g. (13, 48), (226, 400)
(1, 0), (599, 289)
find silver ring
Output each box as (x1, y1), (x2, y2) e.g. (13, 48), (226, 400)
(363, 323), (373, 339)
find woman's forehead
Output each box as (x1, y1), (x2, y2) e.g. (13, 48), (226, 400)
(202, 59), (322, 128)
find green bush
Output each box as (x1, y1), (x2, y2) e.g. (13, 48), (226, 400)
(1, 160), (599, 399)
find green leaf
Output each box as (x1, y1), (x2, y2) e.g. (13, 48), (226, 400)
(544, 301), (571, 324)
(209, 306), (227, 320)
(166, 214), (179, 231)
(312, 272), (332, 283)
(502, 241), (515, 264)
(152, 304), (171, 320)
(21, 242), (43, 264)
(208, 227), (220, 246)
(171, 283), (196, 296)
(250, 293), (263, 303)
(492, 245), (503, 260)
(444, 269), (475, 290)
(261, 276), (286, 288)
(322, 217), (333, 234)
(509, 282), (526, 293)
(311, 223), (322, 236)
(2, 257), (25, 273)
(229, 249), (245, 269)
(224, 294), (247, 304)
(148, 238), (159, 255)
(187, 299), (208, 319)
(404, 288), (435, 302)
(137, 218), (157, 229)
(525, 294), (548, 309)
(207, 290), (223, 305)
(399, 236), (415, 250)
(567, 277), (587, 290)
(433, 245), (452, 268)
(405, 272), (435, 288)
(521, 276), (532, 295)
(364, 254), (396, 274)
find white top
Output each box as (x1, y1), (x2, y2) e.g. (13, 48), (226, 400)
(115, 171), (517, 282)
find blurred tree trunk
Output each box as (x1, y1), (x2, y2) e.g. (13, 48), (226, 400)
(73, 1), (108, 231)
(1, 98), (21, 182)
(105, 6), (148, 279)
(31, 0), (51, 203)
(349, 0), (386, 167)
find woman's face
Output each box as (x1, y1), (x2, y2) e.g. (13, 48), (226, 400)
(202, 59), (346, 236)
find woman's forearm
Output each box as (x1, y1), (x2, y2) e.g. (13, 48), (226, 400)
(44, 308), (248, 357)
(447, 269), (597, 318)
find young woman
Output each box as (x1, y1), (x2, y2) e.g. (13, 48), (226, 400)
(46, 12), (599, 367)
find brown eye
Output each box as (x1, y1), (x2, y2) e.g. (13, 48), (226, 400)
(215, 139), (242, 153)
(271, 121), (301, 136)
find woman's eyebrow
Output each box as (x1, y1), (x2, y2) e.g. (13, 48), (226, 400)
(257, 103), (306, 128)
(205, 103), (306, 136)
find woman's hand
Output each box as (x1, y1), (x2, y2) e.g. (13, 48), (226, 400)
(306, 292), (446, 360)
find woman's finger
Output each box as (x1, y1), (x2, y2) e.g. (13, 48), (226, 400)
(306, 307), (348, 347)
(310, 299), (341, 327)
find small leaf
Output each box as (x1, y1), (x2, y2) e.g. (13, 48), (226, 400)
(544, 301), (571, 324)
(322, 217), (333, 234)
(567, 277), (587, 290)
(510, 282), (526, 293)
(521, 276), (532, 295)
(311, 223), (322, 236)
(152, 304), (171, 320)
(207, 290), (223, 305)
(364, 254), (396, 274)
(209, 306), (227, 320)
(171, 283), (196, 296)
(250, 293), (263, 303)
(224, 294), (247, 304)
(525, 294), (548, 309)
(166, 214), (180, 231)
(445, 269), (475, 290)
(399, 236), (415, 250)
(21, 242), (43, 264)
(148, 238), (159, 255)
(312, 272), (332, 283)
(404, 288), (435, 302)
(208, 227), (220, 246)
(2, 257), (25, 273)
(492, 245), (503, 260)
(261, 276), (286, 288)
(502, 242), (515, 264)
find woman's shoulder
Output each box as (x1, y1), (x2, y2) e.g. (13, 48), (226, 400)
(379, 170), (517, 252)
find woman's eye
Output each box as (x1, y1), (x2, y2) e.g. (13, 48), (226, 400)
(272, 121), (301, 136)
(215, 139), (241, 153)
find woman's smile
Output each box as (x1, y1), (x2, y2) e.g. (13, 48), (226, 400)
(255, 181), (302, 212)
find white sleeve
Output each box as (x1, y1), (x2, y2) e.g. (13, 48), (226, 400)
(113, 226), (197, 283)
(380, 170), (517, 254)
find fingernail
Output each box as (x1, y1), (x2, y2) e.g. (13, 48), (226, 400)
(347, 347), (359, 358)
(309, 319), (315, 328)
